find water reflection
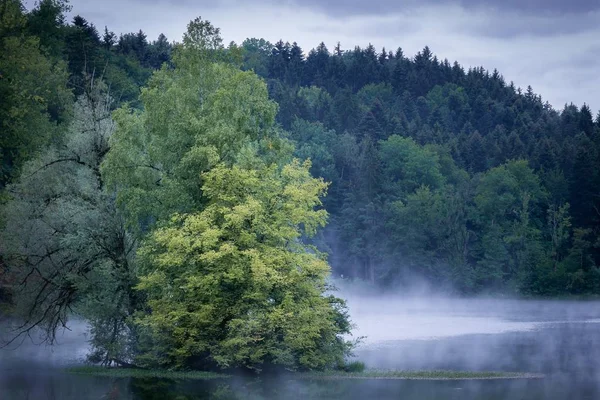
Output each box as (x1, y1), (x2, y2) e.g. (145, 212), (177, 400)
(4, 374), (600, 400)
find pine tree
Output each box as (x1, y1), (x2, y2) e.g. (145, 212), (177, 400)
(378, 47), (387, 65)
(286, 41), (304, 85)
(465, 131), (487, 173)
(357, 111), (383, 141)
(102, 26), (115, 49)
(579, 104), (594, 135)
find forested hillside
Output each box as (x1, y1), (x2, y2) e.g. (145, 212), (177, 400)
(239, 40), (600, 295)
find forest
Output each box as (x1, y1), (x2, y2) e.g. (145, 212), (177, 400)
(1, 0), (600, 372)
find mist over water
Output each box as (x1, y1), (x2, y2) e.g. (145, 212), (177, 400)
(2, 291), (600, 399)
(345, 293), (600, 377)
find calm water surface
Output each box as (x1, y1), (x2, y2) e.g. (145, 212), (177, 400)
(2, 297), (600, 399)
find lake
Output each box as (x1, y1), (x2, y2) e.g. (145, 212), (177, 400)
(2, 296), (600, 399)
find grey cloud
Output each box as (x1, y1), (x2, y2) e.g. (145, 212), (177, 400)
(213, 0), (600, 39)
(465, 11), (600, 38)
(285, 0), (600, 16)
(135, 0), (600, 17)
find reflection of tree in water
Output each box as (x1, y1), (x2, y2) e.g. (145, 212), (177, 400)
(126, 376), (357, 400)
(130, 378), (190, 399)
(128, 377), (235, 400)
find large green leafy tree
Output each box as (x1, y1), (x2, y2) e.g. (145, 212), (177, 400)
(137, 161), (352, 371)
(103, 18), (353, 371)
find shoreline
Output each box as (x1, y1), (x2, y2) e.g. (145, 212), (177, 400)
(66, 366), (544, 381)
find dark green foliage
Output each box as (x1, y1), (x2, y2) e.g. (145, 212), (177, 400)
(242, 36), (600, 295)
(339, 361), (366, 373)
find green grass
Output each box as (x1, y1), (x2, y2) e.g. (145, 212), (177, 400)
(301, 369), (544, 380)
(67, 366), (543, 381)
(66, 366), (228, 380)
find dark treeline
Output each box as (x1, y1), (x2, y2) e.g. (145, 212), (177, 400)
(0, 0), (170, 190)
(240, 39), (600, 295)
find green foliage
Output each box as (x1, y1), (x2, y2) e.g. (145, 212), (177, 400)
(473, 161), (545, 289)
(0, 81), (138, 363)
(380, 135), (445, 196)
(4, 8), (600, 378)
(290, 119), (337, 184)
(102, 22), (283, 232)
(339, 360), (366, 373)
(241, 37), (272, 77)
(0, 1), (72, 186)
(99, 18), (352, 372)
(249, 36), (600, 295)
(136, 161), (353, 371)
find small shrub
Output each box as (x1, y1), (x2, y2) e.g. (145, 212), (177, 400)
(341, 361), (366, 373)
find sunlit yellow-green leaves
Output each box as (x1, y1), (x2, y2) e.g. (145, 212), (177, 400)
(136, 160), (351, 370)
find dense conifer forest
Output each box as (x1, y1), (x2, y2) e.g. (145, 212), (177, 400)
(246, 39), (600, 295)
(1, 0), (600, 372)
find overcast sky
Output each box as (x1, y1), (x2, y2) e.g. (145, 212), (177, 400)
(27, 0), (600, 112)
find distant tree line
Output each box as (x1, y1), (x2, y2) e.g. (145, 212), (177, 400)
(240, 39), (600, 295)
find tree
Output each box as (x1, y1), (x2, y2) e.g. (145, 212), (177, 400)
(26, 0), (70, 59)
(286, 41), (304, 85)
(579, 104), (594, 135)
(1, 81), (138, 365)
(569, 135), (600, 230)
(331, 87), (360, 133)
(356, 111), (383, 141)
(474, 160), (545, 286)
(102, 18), (283, 231)
(146, 33), (171, 69)
(379, 135), (445, 197)
(0, 0), (71, 186)
(463, 131), (487, 173)
(268, 39), (289, 81)
(241, 37), (272, 77)
(102, 26), (115, 49)
(305, 42), (329, 87)
(65, 15), (101, 81)
(136, 161), (353, 371)
(290, 118), (337, 185)
(548, 203), (571, 271)
(103, 19), (353, 370)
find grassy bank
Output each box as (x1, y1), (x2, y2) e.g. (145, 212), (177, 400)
(66, 366), (228, 380)
(67, 366), (542, 381)
(301, 370), (545, 380)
